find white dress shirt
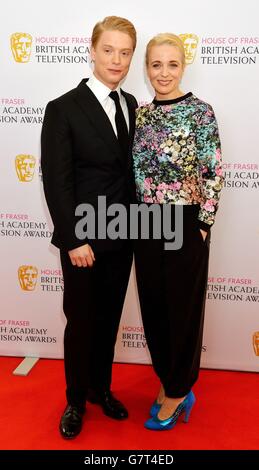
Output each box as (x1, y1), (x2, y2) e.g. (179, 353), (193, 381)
(86, 74), (129, 136)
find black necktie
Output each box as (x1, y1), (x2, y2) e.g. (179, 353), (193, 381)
(109, 91), (129, 155)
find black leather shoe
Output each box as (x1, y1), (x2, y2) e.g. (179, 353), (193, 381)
(59, 404), (85, 439)
(87, 389), (128, 420)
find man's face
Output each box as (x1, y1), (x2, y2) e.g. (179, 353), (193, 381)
(11, 33), (32, 63)
(253, 332), (259, 356)
(19, 266), (38, 291)
(184, 38), (197, 62)
(179, 34), (198, 64)
(16, 155), (36, 182)
(91, 30), (134, 89)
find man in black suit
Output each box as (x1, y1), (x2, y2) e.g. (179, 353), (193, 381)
(41, 16), (137, 439)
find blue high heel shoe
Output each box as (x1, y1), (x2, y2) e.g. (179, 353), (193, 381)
(150, 400), (162, 417)
(144, 390), (195, 431)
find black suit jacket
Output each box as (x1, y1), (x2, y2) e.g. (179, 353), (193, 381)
(41, 79), (138, 252)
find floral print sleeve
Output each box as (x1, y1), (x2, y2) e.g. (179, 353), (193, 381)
(196, 105), (224, 229)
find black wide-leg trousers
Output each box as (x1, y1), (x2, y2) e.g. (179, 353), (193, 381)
(134, 205), (209, 398)
(60, 244), (133, 407)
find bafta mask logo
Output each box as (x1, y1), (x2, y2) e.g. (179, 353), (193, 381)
(18, 265), (38, 291)
(15, 154), (36, 182)
(179, 33), (199, 64)
(10, 33), (32, 63)
(252, 331), (259, 356)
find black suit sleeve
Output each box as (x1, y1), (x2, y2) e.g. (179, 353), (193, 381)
(41, 100), (88, 251)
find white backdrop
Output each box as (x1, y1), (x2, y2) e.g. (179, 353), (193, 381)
(0, 0), (259, 371)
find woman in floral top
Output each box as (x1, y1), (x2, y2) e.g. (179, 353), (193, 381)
(133, 33), (224, 431)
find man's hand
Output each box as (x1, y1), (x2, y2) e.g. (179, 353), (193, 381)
(200, 229), (207, 241)
(68, 244), (95, 268)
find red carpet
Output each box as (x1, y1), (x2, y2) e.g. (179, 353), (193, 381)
(0, 356), (258, 450)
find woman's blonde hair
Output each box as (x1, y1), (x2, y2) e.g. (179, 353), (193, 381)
(91, 16), (137, 51)
(146, 33), (185, 66)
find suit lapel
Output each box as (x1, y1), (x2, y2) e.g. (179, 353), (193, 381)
(74, 79), (121, 158)
(74, 79), (136, 169)
(121, 90), (136, 145)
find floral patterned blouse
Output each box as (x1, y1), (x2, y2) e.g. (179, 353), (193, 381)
(132, 92), (224, 230)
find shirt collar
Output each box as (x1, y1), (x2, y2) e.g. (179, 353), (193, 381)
(87, 74), (122, 103)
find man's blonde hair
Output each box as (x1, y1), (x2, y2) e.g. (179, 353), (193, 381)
(146, 33), (185, 66)
(91, 16), (137, 51)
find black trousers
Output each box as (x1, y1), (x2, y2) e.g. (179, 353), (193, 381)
(134, 205), (209, 398)
(60, 243), (133, 407)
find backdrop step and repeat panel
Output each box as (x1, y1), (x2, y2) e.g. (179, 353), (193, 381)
(1, 0), (258, 370)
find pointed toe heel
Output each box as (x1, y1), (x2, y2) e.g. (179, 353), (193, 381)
(145, 390), (195, 431)
(150, 400), (162, 417)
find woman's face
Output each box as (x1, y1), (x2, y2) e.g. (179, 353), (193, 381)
(147, 44), (184, 100)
